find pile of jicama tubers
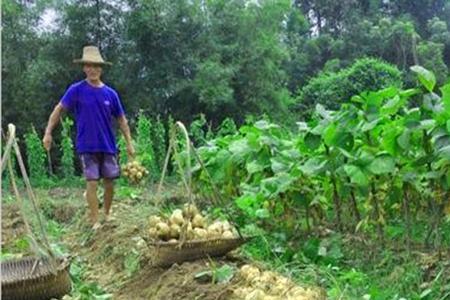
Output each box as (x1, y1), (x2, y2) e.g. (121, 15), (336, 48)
(147, 204), (239, 242)
(233, 265), (325, 300)
(122, 161), (149, 184)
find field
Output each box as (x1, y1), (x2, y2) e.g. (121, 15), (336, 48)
(2, 1), (450, 298)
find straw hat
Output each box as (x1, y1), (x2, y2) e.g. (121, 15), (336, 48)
(73, 46), (112, 65)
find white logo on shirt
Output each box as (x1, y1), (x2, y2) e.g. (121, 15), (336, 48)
(104, 100), (110, 106)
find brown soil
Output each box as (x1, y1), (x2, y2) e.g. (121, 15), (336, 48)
(116, 260), (237, 300)
(2, 188), (326, 300)
(64, 198), (245, 299)
(1, 204), (26, 248)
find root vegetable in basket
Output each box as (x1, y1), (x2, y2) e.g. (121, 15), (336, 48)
(206, 229), (221, 239)
(148, 227), (158, 239)
(222, 230), (234, 239)
(186, 222), (195, 240)
(170, 224), (181, 239)
(169, 209), (184, 225)
(207, 222), (223, 235)
(183, 203), (199, 218)
(221, 220), (232, 232)
(192, 214), (206, 228)
(193, 228), (208, 239)
(148, 215), (162, 227)
(156, 222), (170, 239)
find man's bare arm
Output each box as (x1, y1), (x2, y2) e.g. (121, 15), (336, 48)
(117, 115), (135, 158)
(43, 103), (65, 151)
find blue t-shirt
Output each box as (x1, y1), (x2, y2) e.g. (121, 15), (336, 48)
(60, 80), (125, 154)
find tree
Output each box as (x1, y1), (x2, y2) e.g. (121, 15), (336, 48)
(298, 58), (402, 112)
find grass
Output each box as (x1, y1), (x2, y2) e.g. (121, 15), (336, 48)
(2, 183), (449, 300)
(240, 224), (450, 300)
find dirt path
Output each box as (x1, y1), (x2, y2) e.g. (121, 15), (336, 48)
(62, 194), (248, 299)
(2, 187), (326, 300)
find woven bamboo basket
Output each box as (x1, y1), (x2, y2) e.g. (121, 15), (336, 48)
(147, 237), (251, 267)
(1, 256), (71, 300)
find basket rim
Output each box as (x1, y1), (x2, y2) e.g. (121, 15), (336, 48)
(1, 255), (71, 285)
(147, 236), (253, 248)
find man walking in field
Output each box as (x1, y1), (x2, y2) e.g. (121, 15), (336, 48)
(43, 45), (135, 230)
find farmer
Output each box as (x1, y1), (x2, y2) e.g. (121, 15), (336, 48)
(43, 45), (135, 230)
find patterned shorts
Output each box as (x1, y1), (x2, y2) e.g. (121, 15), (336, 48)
(79, 153), (120, 181)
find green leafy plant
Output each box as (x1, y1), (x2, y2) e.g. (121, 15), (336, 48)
(136, 110), (157, 177)
(117, 133), (128, 164)
(299, 57), (403, 112)
(24, 126), (48, 185)
(190, 114), (208, 145)
(195, 263), (236, 284)
(152, 114), (167, 174)
(70, 259), (113, 300)
(123, 249), (140, 278)
(60, 117), (75, 180)
(192, 66), (450, 252)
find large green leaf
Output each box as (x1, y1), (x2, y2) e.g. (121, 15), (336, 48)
(397, 129), (411, 150)
(261, 172), (296, 196)
(438, 145), (450, 160)
(323, 123), (353, 149)
(381, 95), (404, 116)
(423, 93), (443, 113)
(361, 118), (380, 132)
(316, 104), (333, 120)
(381, 126), (401, 156)
(304, 132), (321, 150)
(195, 264), (235, 284)
(229, 139), (251, 156)
(441, 83), (450, 113)
(246, 160), (266, 174)
(235, 194), (259, 217)
(323, 123), (337, 146)
(214, 265), (235, 283)
(344, 165), (369, 187)
(367, 155), (396, 175)
(410, 65), (436, 92)
(301, 158), (327, 176)
(271, 158), (290, 173)
(254, 120), (279, 130)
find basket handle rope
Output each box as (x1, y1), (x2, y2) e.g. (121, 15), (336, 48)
(155, 122), (196, 246)
(1, 124), (16, 174)
(156, 121), (194, 207)
(2, 124), (58, 274)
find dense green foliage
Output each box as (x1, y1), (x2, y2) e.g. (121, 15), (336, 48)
(151, 115), (167, 173)
(135, 111), (157, 176)
(190, 70), (450, 298)
(3, 0), (450, 134)
(24, 126), (48, 184)
(193, 68), (450, 236)
(60, 117), (75, 179)
(298, 58), (403, 111)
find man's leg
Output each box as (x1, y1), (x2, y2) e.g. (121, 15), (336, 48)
(101, 154), (120, 221)
(86, 180), (100, 227)
(80, 153), (101, 229)
(104, 178), (114, 219)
